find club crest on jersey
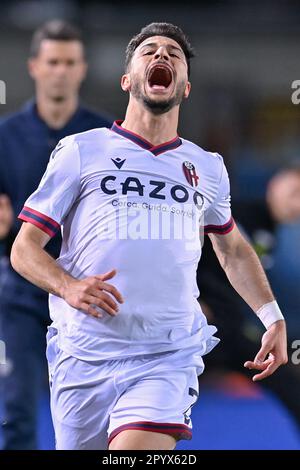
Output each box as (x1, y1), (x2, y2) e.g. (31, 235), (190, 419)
(182, 161), (199, 187)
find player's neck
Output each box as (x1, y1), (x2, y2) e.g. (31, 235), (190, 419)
(122, 103), (179, 146)
(35, 93), (79, 130)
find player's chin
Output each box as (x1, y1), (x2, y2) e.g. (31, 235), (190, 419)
(144, 91), (174, 109)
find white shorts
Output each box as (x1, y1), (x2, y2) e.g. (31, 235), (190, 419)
(46, 330), (205, 450)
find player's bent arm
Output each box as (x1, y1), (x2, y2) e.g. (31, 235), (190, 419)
(208, 224), (274, 312)
(11, 222), (71, 295)
(11, 222), (123, 318)
(209, 224), (287, 380)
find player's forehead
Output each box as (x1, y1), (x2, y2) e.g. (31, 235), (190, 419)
(136, 36), (185, 55)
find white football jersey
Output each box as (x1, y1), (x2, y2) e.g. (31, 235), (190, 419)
(19, 121), (234, 361)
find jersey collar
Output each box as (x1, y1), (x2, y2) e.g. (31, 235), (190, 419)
(111, 120), (182, 156)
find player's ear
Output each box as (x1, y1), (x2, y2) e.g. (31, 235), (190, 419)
(184, 81), (191, 99)
(79, 60), (88, 82)
(27, 58), (37, 80)
(121, 73), (131, 92)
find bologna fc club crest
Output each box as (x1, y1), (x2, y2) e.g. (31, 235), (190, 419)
(182, 161), (199, 187)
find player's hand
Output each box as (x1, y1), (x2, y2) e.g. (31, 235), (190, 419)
(62, 269), (124, 318)
(0, 194), (14, 239)
(244, 320), (288, 381)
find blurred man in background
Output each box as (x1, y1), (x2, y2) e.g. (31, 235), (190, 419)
(0, 19), (111, 449)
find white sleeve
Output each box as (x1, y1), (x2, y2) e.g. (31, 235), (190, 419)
(204, 158), (235, 235)
(18, 137), (81, 237)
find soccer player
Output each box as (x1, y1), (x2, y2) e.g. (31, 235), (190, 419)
(11, 23), (287, 450)
(0, 20), (111, 449)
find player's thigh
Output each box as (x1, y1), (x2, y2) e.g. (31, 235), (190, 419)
(109, 429), (176, 450)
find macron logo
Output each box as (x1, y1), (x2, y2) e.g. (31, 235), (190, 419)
(111, 157), (126, 169)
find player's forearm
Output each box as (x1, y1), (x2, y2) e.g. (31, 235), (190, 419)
(11, 236), (74, 297)
(220, 237), (274, 312)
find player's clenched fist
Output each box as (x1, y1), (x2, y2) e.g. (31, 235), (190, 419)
(61, 269), (124, 318)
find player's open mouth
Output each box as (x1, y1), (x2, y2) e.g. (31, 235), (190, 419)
(147, 65), (173, 91)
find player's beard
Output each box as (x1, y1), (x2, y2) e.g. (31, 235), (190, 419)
(131, 77), (186, 115)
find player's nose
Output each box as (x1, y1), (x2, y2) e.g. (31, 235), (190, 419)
(154, 46), (170, 61)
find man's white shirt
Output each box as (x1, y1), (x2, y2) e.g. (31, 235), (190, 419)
(19, 121), (234, 361)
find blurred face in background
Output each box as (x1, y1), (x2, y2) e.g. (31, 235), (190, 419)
(267, 169), (300, 223)
(28, 40), (87, 102)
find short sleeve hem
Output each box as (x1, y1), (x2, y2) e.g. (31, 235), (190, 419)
(204, 216), (235, 235)
(18, 206), (60, 237)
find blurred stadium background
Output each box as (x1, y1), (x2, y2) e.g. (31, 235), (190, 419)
(1, 0), (300, 450)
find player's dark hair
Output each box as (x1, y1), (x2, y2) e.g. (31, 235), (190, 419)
(30, 20), (83, 57)
(125, 22), (194, 77)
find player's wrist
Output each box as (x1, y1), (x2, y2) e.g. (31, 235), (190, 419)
(58, 273), (77, 299)
(255, 300), (285, 329)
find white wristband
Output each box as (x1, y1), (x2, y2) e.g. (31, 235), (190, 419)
(256, 300), (285, 329)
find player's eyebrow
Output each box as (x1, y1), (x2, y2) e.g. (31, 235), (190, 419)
(139, 42), (184, 54)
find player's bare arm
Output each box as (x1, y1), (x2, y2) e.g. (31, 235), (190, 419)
(11, 222), (123, 318)
(208, 224), (288, 381)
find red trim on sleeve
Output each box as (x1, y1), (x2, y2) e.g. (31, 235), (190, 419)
(23, 206), (60, 229)
(18, 206), (60, 238)
(18, 213), (56, 237)
(204, 216), (235, 235)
